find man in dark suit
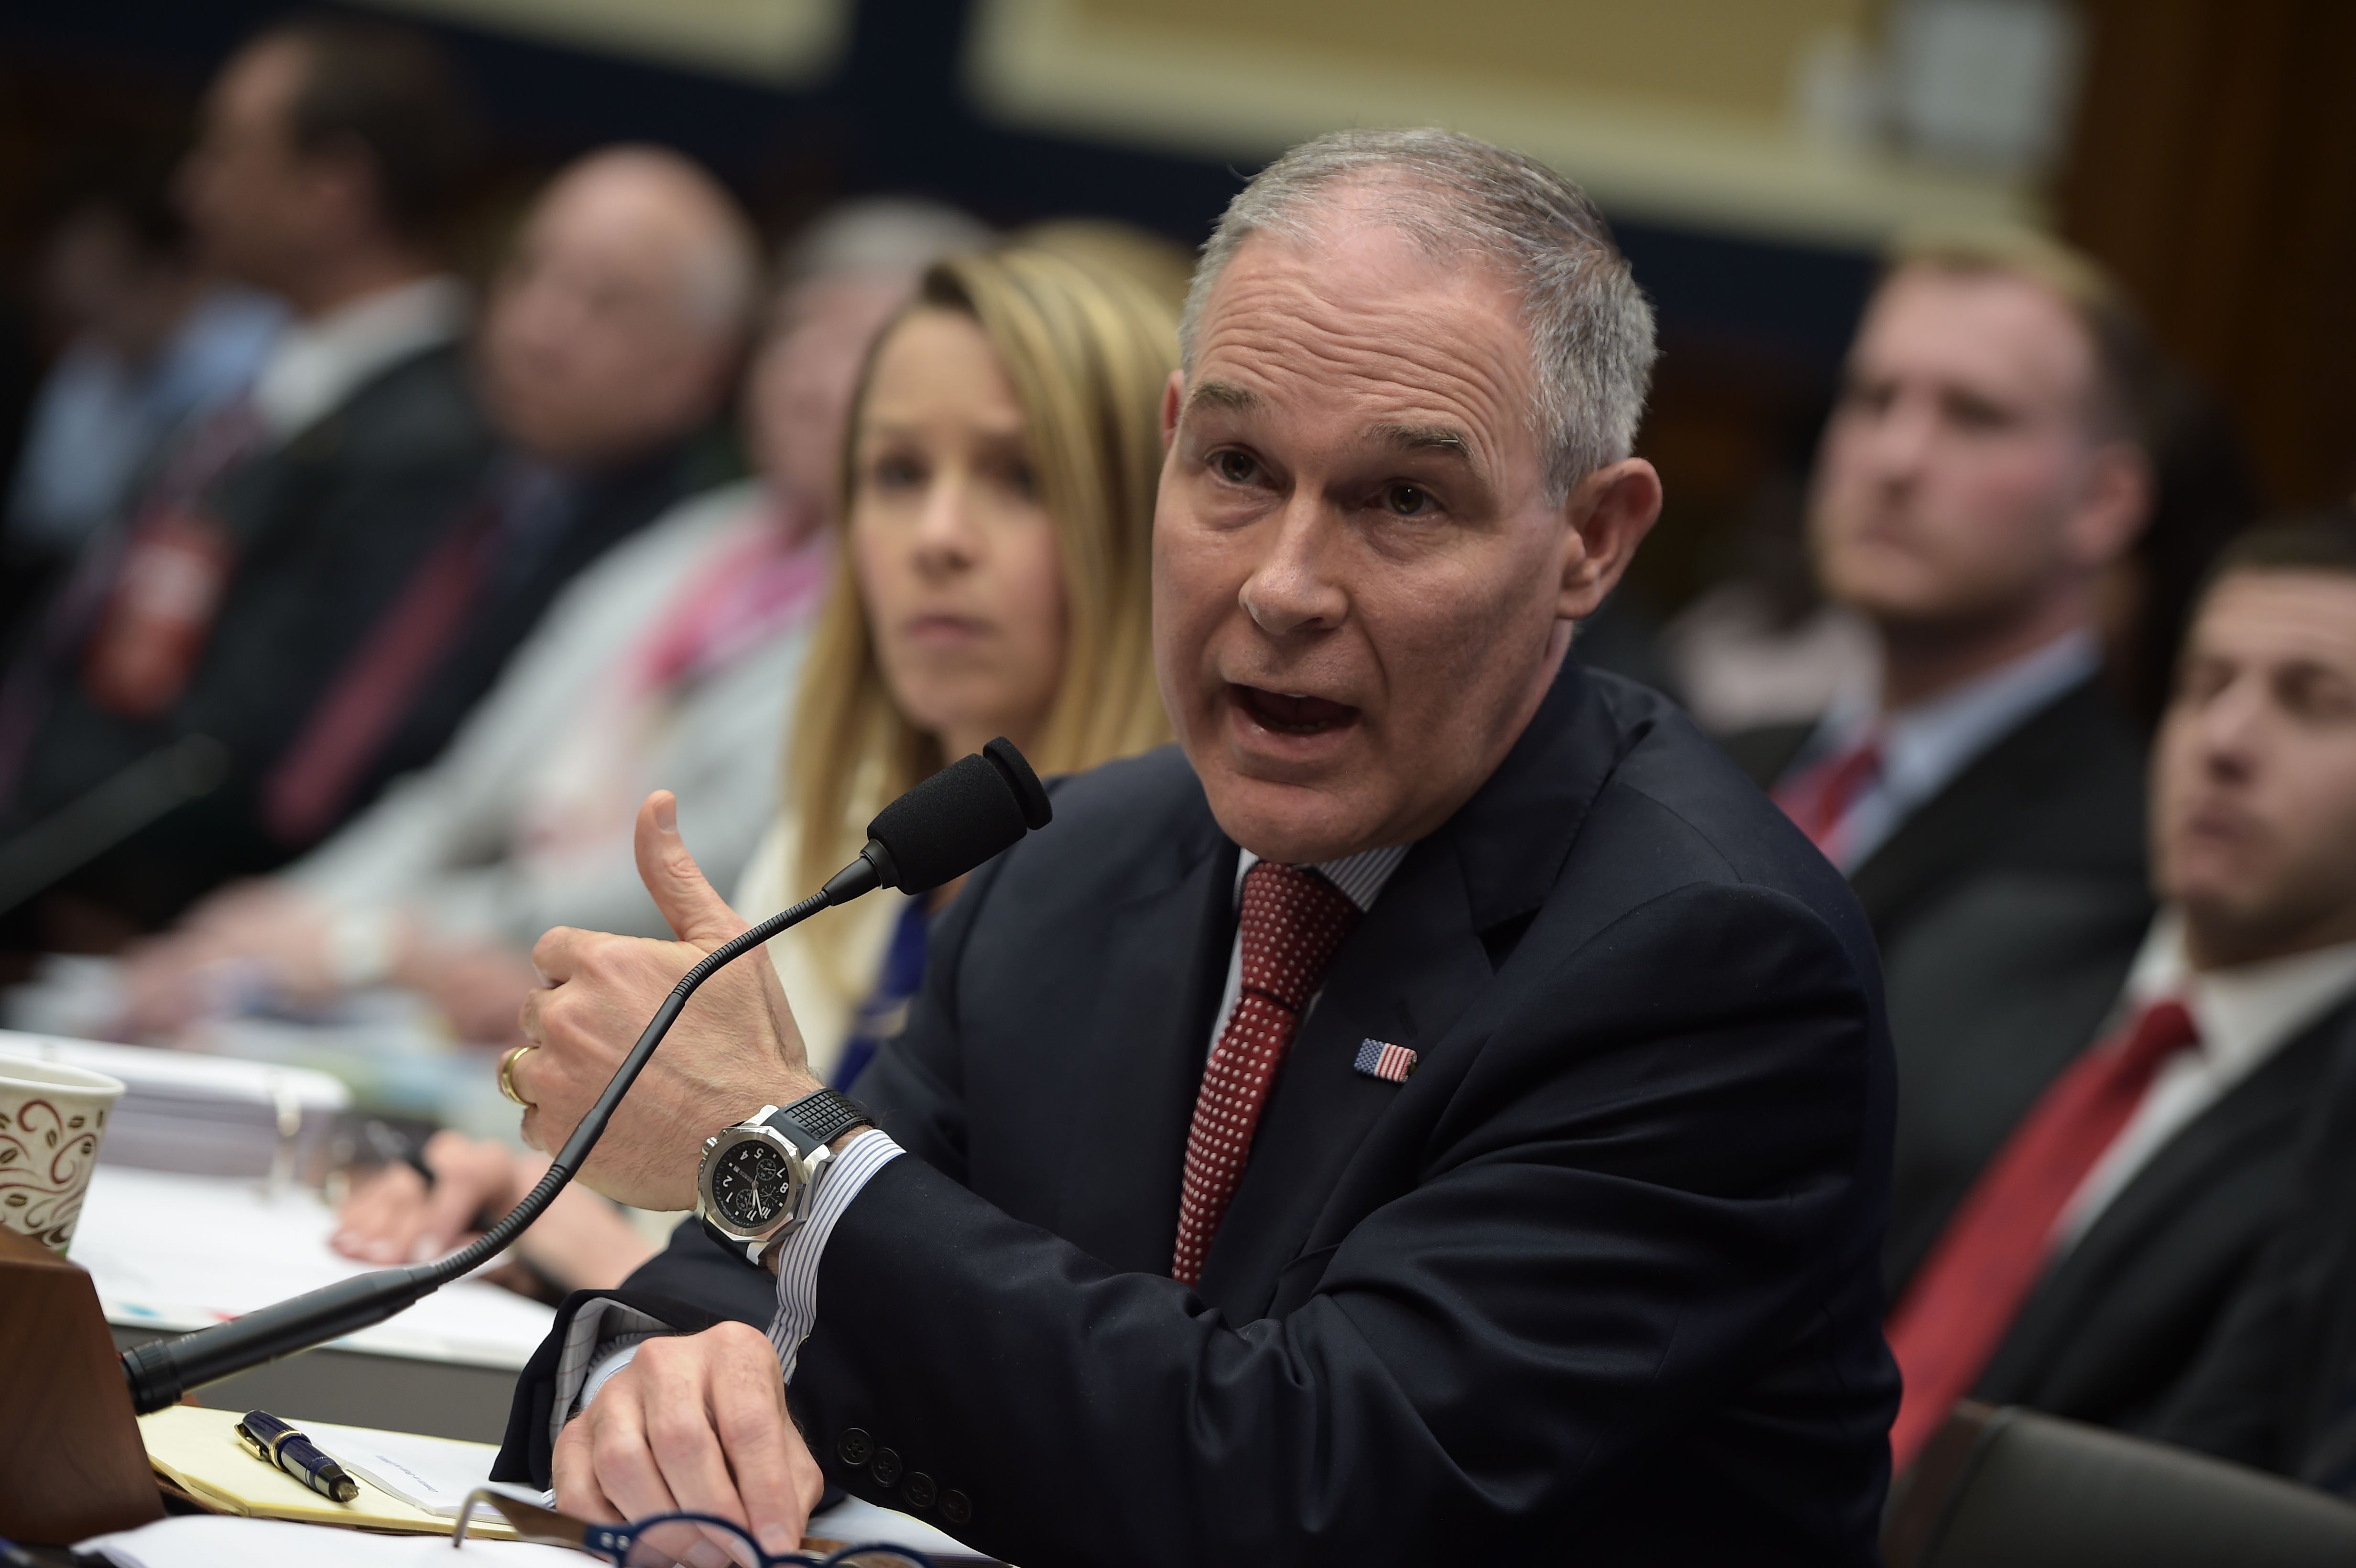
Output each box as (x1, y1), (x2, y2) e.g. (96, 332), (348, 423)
(1721, 229), (2159, 959)
(0, 17), (492, 931)
(2149, 1018), (2356, 1496)
(1883, 516), (2356, 1469)
(497, 129), (1899, 1564)
(250, 145), (756, 856)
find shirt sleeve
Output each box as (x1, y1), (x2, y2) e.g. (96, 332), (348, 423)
(769, 1128), (904, 1383)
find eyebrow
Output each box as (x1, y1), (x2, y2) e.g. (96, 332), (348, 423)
(1372, 421), (1476, 465)
(1182, 378), (1262, 417)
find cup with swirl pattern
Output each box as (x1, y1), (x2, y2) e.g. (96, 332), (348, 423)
(0, 1056), (125, 1254)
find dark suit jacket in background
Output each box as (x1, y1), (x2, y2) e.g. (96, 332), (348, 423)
(2152, 1018), (2356, 1495)
(1881, 871), (2154, 1289)
(1962, 994), (2356, 1436)
(500, 667), (1900, 1567)
(1718, 674), (2148, 958)
(279, 432), (730, 848)
(4, 341), (495, 925)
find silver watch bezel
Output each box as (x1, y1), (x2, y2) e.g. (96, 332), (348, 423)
(695, 1109), (832, 1255)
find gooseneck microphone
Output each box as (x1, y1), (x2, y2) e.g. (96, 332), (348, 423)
(121, 738), (1051, 1414)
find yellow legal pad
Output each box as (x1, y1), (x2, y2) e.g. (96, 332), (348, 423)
(136, 1405), (517, 1539)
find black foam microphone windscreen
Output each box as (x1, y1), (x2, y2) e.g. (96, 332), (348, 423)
(864, 736), (1054, 894)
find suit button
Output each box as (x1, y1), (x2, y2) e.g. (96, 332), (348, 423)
(902, 1472), (937, 1511)
(871, 1447), (903, 1487)
(939, 1490), (972, 1527)
(837, 1428), (873, 1467)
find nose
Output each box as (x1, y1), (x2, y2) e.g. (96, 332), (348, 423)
(1237, 498), (1348, 639)
(2193, 671), (2266, 780)
(911, 469), (980, 578)
(1851, 391), (1936, 489)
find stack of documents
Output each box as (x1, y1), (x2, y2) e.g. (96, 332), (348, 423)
(0, 1029), (348, 1179)
(117, 1406), (991, 1565)
(134, 1405), (526, 1535)
(72, 1164), (556, 1367)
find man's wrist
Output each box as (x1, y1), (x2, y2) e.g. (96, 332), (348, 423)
(764, 1125), (888, 1276)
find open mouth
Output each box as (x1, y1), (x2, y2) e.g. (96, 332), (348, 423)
(1229, 684), (1361, 737)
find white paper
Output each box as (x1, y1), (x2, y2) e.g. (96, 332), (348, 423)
(82, 1514), (581, 1567)
(289, 1416), (977, 1557)
(72, 1164), (555, 1368)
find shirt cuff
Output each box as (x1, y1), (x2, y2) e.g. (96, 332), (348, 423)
(767, 1127), (902, 1383)
(547, 1297), (679, 1455)
(573, 1334), (657, 1416)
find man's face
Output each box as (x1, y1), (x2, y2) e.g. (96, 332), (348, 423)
(178, 38), (331, 294)
(2153, 570), (2356, 966)
(1810, 266), (2133, 637)
(480, 162), (736, 465)
(1155, 213), (1656, 863)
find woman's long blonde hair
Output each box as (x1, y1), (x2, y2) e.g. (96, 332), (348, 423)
(784, 244), (1178, 919)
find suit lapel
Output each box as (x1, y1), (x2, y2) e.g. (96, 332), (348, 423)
(1988, 1008), (2350, 1397)
(1192, 664), (1634, 1317)
(1050, 824), (1238, 1277)
(1193, 838), (1493, 1315)
(1848, 678), (2124, 937)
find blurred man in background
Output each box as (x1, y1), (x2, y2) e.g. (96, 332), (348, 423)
(0, 121), (756, 938)
(252, 143), (758, 858)
(1723, 228), (2158, 961)
(4, 162), (284, 618)
(115, 199), (985, 1058)
(0, 15), (490, 942)
(1884, 515), (2356, 1470)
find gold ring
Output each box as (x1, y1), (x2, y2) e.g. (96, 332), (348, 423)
(498, 1043), (537, 1109)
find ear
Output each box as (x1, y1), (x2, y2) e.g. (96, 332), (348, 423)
(2067, 440), (2155, 573)
(1160, 370), (1185, 450)
(1556, 457), (1663, 621)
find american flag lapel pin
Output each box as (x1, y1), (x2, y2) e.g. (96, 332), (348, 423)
(1353, 1038), (1418, 1084)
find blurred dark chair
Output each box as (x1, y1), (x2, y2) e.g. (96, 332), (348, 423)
(1886, 1402), (2356, 1568)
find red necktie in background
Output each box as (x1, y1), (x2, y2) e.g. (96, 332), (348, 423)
(1885, 998), (2201, 1467)
(260, 494), (504, 846)
(1173, 862), (1360, 1287)
(1772, 733), (1883, 861)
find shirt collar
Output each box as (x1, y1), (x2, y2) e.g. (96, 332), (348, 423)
(1817, 629), (2099, 809)
(1233, 844), (1411, 914)
(251, 274), (469, 439)
(2123, 906), (2356, 1076)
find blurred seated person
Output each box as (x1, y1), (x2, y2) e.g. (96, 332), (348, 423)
(1884, 514), (2356, 1471)
(330, 243), (1177, 1291)
(1722, 226), (2159, 956)
(5, 162), (284, 584)
(1, 135), (757, 936)
(116, 199), (986, 1046)
(2153, 1009), (2356, 1498)
(0, 15), (492, 941)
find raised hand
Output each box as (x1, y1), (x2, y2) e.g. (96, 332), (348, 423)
(513, 792), (821, 1211)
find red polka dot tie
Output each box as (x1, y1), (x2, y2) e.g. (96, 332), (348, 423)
(1172, 861), (1362, 1286)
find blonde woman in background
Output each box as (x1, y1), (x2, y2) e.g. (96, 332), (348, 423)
(746, 243), (1175, 1088)
(331, 240), (1179, 1289)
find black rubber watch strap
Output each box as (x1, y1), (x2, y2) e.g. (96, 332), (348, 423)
(774, 1089), (872, 1149)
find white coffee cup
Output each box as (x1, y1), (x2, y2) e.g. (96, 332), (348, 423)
(0, 1056), (127, 1255)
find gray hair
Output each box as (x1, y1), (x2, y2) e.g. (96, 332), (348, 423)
(1179, 127), (1657, 498)
(778, 197), (995, 288)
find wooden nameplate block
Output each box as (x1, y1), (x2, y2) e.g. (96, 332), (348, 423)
(0, 1225), (165, 1544)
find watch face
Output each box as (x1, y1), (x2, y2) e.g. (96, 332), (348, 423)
(712, 1139), (793, 1229)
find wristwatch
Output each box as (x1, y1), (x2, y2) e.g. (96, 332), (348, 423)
(694, 1089), (873, 1267)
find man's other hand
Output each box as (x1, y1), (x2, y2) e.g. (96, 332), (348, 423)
(552, 1323), (824, 1559)
(515, 792), (820, 1211)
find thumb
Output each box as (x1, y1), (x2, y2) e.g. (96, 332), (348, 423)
(634, 792), (749, 949)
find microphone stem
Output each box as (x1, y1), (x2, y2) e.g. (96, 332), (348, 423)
(122, 868), (874, 1413)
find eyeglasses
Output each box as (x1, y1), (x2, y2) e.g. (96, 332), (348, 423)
(454, 1488), (939, 1568)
